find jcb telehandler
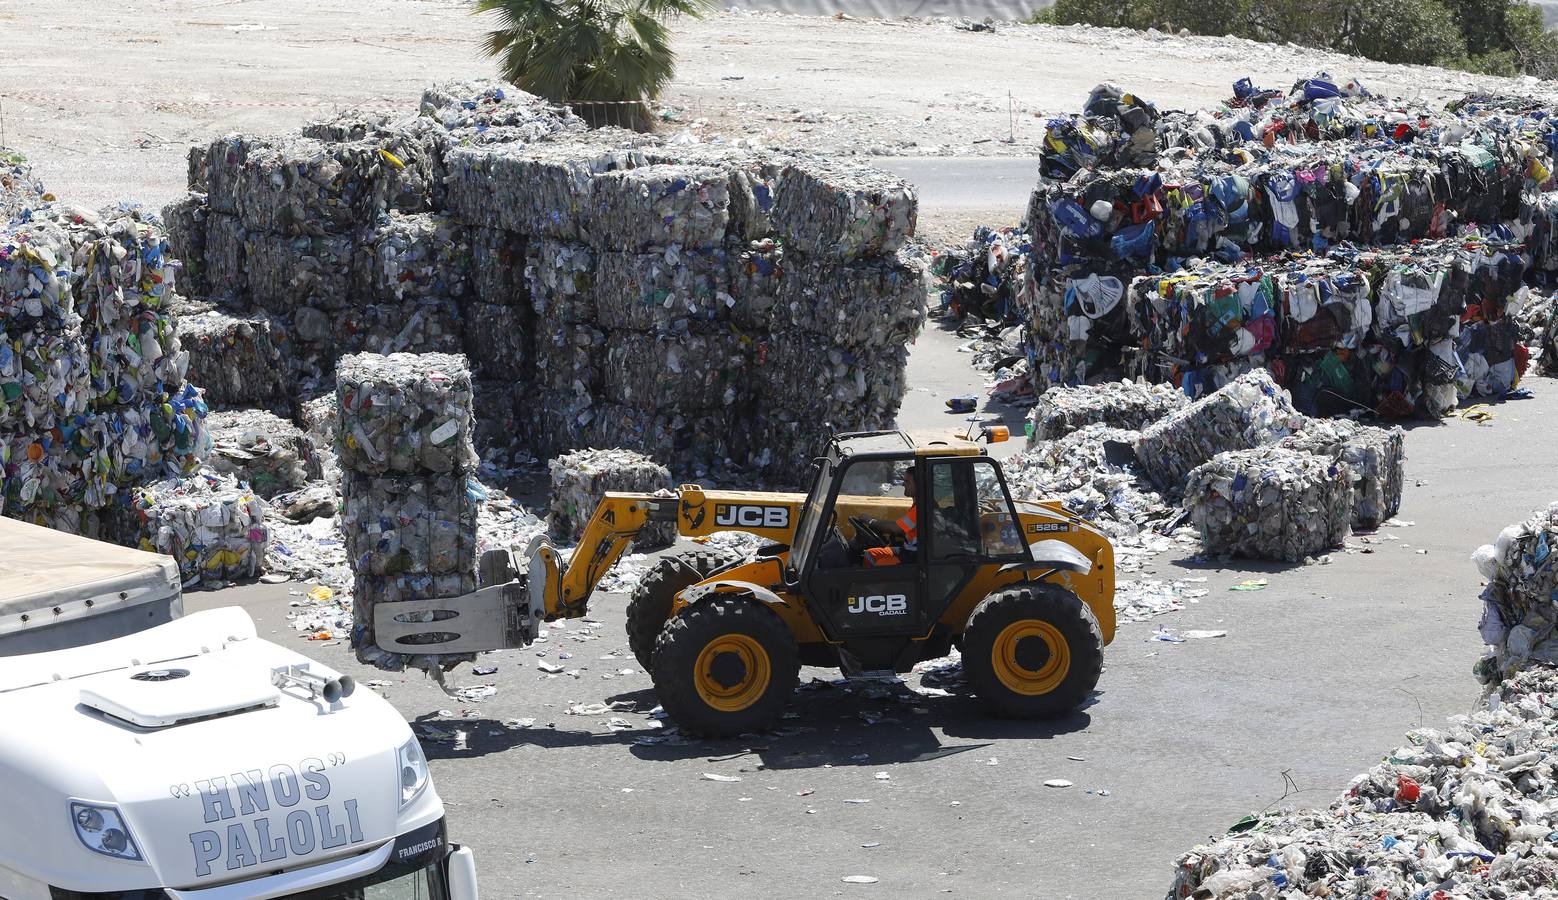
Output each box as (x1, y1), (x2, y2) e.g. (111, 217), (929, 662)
(377, 426), (1117, 737)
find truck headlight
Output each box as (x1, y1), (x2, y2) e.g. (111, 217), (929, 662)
(398, 736), (430, 810)
(71, 801), (144, 862)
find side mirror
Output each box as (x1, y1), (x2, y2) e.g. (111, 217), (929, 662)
(447, 846), (479, 900)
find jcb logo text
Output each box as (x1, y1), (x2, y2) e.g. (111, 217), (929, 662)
(847, 594), (908, 615)
(715, 504), (790, 529)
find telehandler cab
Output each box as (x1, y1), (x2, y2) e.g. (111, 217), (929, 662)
(377, 425), (1116, 736)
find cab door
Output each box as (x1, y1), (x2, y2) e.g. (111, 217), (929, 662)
(922, 457), (1029, 622)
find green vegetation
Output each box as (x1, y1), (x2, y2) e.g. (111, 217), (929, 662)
(473, 0), (716, 130)
(1027, 0), (1558, 78)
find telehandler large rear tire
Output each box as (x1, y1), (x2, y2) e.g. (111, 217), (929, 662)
(626, 547), (743, 671)
(962, 582), (1103, 719)
(652, 596), (799, 738)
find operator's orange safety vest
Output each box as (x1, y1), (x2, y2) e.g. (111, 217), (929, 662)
(864, 507), (917, 567)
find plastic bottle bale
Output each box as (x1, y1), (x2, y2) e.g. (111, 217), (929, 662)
(419, 79), (585, 144)
(187, 145), (209, 193)
(547, 447), (675, 548)
(206, 409), (322, 498)
(442, 139), (652, 241)
(469, 227), (528, 306)
(1133, 369), (1303, 490)
(176, 309), (288, 408)
(118, 471), (270, 584)
(593, 245), (735, 332)
(526, 239), (597, 324)
(1183, 448), (1353, 562)
(234, 137), (400, 236)
(245, 230), (355, 314)
(298, 114), (444, 214)
(297, 391), (338, 448)
(1027, 380), (1188, 445)
(580, 404), (734, 476)
(351, 572), (478, 671)
(356, 213), (473, 303)
(601, 331), (747, 412)
(727, 239), (784, 332)
(0, 332), (91, 430)
(532, 316), (606, 397)
(1278, 417), (1405, 530)
(340, 471), (480, 576)
(160, 192), (209, 297)
(775, 252), (928, 348)
(585, 164), (731, 251)
(335, 351), (477, 475)
(748, 333), (911, 429)
(769, 159), (917, 262)
(203, 213), (248, 300)
(70, 207), (179, 325)
(333, 299), (465, 358)
(203, 134), (266, 216)
(723, 159), (783, 242)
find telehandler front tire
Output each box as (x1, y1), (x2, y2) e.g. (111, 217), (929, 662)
(962, 583), (1103, 719)
(652, 596), (799, 738)
(626, 547), (743, 671)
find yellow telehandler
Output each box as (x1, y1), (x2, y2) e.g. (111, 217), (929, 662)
(376, 426), (1116, 737)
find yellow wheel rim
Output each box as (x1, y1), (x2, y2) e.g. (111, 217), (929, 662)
(693, 634), (771, 713)
(991, 620), (1069, 696)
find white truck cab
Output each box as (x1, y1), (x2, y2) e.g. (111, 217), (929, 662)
(0, 518), (478, 900)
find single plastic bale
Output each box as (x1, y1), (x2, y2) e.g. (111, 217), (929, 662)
(593, 245), (735, 332)
(1133, 370), (1302, 490)
(1027, 380), (1187, 445)
(355, 213), (473, 303)
(1277, 417), (1406, 530)
(602, 331), (747, 412)
(775, 252), (928, 348)
(245, 230), (355, 314)
(1184, 447), (1353, 562)
(526, 239), (597, 324)
(1472, 502), (1558, 669)
(333, 299), (464, 358)
(547, 447), (675, 548)
(161, 192), (209, 297)
(206, 410), (322, 498)
(341, 471), (480, 577)
(585, 164), (731, 250)
(117, 471), (270, 584)
(175, 309), (288, 408)
(770, 159), (917, 261)
(419, 79), (586, 145)
(234, 137), (410, 236)
(335, 351), (477, 475)
(203, 213), (248, 299)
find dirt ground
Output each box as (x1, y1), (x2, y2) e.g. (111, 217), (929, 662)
(5, 0), (1555, 216)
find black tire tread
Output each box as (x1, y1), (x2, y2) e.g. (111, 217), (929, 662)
(651, 595), (799, 738)
(625, 547), (743, 670)
(962, 582), (1104, 719)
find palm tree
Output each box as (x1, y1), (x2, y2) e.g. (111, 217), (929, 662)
(473, 0), (715, 131)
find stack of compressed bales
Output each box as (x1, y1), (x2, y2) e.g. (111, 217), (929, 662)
(1132, 370), (1301, 490)
(1025, 380), (1186, 444)
(1277, 416), (1404, 530)
(164, 82), (924, 485)
(206, 409), (322, 498)
(116, 471), (269, 583)
(1, 205), (210, 534)
(547, 448), (675, 549)
(1183, 447), (1352, 561)
(336, 352), (479, 670)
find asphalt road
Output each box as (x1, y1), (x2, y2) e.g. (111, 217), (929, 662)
(874, 157), (1040, 215)
(191, 328), (1558, 898)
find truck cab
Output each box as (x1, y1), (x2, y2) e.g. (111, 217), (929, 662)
(0, 518), (477, 900)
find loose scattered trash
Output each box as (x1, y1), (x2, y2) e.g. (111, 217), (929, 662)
(701, 773), (742, 783)
(1044, 779), (1073, 788)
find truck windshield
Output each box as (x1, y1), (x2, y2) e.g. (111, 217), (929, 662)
(283, 858), (448, 900)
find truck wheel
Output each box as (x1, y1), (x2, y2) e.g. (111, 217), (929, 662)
(626, 547), (742, 671)
(962, 583), (1103, 719)
(652, 596), (799, 738)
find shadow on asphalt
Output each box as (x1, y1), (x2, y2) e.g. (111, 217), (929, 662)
(417, 679), (1094, 766)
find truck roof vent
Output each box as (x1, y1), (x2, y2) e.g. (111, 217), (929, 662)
(131, 668), (189, 682)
